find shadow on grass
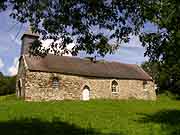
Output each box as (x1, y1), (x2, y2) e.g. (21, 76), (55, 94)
(0, 117), (123, 135)
(174, 96), (180, 100)
(136, 109), (180, 135)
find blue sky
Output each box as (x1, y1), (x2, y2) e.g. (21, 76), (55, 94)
(0, 11), (154, 76)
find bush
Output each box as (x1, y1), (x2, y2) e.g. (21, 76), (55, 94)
(0, 73), (16, 96)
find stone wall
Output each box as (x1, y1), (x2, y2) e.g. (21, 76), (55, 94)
(16, 57), (27, 99)
(22, 71), (156, 101)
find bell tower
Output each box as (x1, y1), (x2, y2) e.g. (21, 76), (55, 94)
(20, 27), (39, 56)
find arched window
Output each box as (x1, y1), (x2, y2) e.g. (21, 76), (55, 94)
(112, 80), (118, 93)
(52, 77), (59, 88)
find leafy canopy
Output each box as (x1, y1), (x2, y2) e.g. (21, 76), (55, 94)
(0, 0), (149, 56)
(0, 72), (16, 95)
(140, 0), (180, 93)
(0, 0), (179, 61)
(0, 0), (180, 94)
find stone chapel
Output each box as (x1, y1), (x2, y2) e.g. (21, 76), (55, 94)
(16, 29), (156, 101)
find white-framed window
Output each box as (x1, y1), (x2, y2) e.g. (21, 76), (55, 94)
(52, 77), (59, 88)
(112, 80), (118, 93)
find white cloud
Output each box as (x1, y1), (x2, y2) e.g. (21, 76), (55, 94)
(0, 58), (4, 69)
(103, 35), (149, 64)
(121, 35), (143, 48)
(8, 57), (19, 76)
(41, 39), (75, 56)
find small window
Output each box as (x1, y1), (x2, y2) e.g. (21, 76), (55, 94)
(112, 80), (118, 93)
(52, 77), (59, 88)
(143, 81), (148, 90)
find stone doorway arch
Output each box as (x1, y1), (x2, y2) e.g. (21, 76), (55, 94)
(82, 86), (90, 101)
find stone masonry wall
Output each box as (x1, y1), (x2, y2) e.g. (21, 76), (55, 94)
(16, 57), (27, 99)
(23, 71), (156, 101)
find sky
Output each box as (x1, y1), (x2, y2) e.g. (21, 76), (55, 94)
(0, 11), (154, 76)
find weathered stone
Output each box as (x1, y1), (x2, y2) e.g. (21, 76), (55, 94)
(16, 58), (156, 101)
(16, 29), (156, 101)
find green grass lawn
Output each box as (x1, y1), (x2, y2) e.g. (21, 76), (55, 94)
(0, 95), (180, 135)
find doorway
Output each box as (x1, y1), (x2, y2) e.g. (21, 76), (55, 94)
(82, 86), (90, 101)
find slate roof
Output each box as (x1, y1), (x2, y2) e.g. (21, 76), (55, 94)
(24, 54), (152, 81)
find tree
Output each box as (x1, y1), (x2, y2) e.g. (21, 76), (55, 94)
(0, 0), (151, 56)
(141, 61), (160, 83)
(0, 1), (179, 57)
(0, 72), (3, 77)
(0, 75), (16, 95)
(141, 60), (180, 94)
(141, 61), (166, 93)
(0, 0), (179, 92)
(0, 72), (16, 95)
(139, 0), (180, 94)
(1, 1), (179, 57)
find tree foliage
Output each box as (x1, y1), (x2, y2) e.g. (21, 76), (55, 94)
(0, 0), (150, 56)
(141, 61), (160, 83)
(0, 0), (180, 93)
(0, 1), (179, 58)
(0, 1), (179, 57)
(0, 72), (16, 95)
(140, 0), (180, 93)
(141, 61), (180, 94)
